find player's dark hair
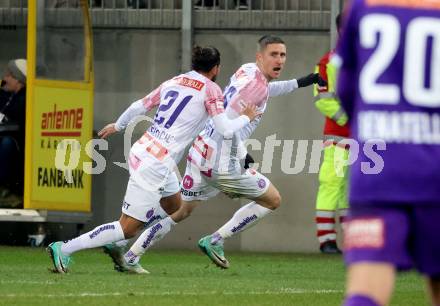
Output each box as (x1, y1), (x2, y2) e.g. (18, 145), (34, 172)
(191, 46), (221, 73)
(257, 35), (285, 51)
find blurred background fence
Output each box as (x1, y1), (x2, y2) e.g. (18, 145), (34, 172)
(0, 0), (332, 30)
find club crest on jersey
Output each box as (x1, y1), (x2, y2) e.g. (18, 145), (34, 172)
(182, 175), (194, 189)
(257, 178), (266, 189)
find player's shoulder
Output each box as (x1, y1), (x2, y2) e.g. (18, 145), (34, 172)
(204, 78), (222, 95)
(237, 63), (258, 77)
(230, 63), (256, 86)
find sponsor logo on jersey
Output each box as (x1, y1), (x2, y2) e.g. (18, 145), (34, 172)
(180, 188), (203, 197)
(178, 77), (205, 91)
(89, 224), (115, 239)
(182, 175), (194, 189)
(344, 218), (385, 250)
(231, 214), (257, 233)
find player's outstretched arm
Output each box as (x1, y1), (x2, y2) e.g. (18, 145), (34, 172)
(297, 73), (326, 88)
(97, 99), (147, 140)
(101, 84), (163, 138)
(98, 123), (118, 139)
(268, 73), (326, 97)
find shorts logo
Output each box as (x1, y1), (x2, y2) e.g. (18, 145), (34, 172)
(344, 218), (385, 250)
(181, 188), (202, 197)
(182, 175), (194, 189)
(122, 201), (131, 210)
(257, 178), (266, 189)
(146, 209), (154, 219)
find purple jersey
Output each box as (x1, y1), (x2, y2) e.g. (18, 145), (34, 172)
(335, 0), (440, 205)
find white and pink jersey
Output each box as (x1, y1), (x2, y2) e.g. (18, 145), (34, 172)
(119, 70), (224, 176)
(187, 63), (300, 174)
(188, 63), (269, 173)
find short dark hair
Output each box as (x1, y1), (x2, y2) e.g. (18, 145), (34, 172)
(191, 46), (221, 72)
(257, 35), (285, 51)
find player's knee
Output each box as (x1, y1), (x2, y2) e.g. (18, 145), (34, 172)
(121, 224), (138, 239)
(272, 192), (282, 209)
(118, 217), (143, 238)
(267, 191), (281, 210)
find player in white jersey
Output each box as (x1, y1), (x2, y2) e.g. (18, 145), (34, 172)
(121, 35), (325, 269)
(46, 46), (260, 274)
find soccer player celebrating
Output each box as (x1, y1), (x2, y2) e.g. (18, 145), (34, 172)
(120, 35), (325, 269)
(334, 0), (440, 305)
(46, 45), (260, 274)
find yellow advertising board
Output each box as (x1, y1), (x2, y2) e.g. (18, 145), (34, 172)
(24, 1), (94, 211)
(26, 81), (93, 211)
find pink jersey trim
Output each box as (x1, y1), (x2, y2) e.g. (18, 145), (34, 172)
(229, 69), (268, 113)
(142, 84), (162, 111)
(204, 80), (225, 117)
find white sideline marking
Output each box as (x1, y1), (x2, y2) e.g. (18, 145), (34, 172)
(0, 280), (56, 285)
(0, 289), (343, 298)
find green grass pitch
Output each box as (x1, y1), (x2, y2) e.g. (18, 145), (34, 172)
(0, 246), (428, 306)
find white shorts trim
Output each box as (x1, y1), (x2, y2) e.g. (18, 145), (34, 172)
(180, 162), (270, 202)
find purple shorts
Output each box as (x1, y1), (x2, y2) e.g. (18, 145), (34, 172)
(343, 204), (440, 277)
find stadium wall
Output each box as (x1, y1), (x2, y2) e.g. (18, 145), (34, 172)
(1, 28), (332, 252)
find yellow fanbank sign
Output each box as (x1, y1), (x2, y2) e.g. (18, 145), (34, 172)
(24, 1), (94, 211)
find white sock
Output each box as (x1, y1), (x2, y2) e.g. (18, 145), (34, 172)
(61, 221), (125, 256)
(215, 202), (272, 241)
(144, 205), (169, 228)
(111, 206), (169, 249)
(124, 216), (176, 265)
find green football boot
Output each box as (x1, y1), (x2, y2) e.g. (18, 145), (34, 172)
(47, 241), (71, 273)
(104, 244), (149, 274)
(198, 235), (230, 269)
(103, 243), (127, 272)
